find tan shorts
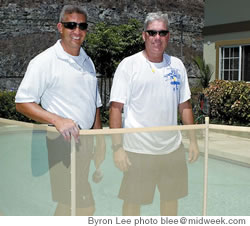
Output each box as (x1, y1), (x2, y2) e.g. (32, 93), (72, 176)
(118, 144), (188, 205)
(46, 131), (94, 208)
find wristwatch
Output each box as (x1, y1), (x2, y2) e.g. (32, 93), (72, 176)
(112, 143), (123, 152)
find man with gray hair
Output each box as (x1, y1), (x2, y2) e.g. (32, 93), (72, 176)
(109, 12), (199, 215)
(15, 5), (105, 215)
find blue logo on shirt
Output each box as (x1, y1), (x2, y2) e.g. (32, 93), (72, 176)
(163, 69), (181, 91)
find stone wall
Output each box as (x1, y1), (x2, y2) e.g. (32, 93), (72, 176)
(0, 0), (204, 90)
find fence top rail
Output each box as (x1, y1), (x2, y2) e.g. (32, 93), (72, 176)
(209, 124), (250, 133)
(0, 117), (206, 135)
(1, 118), (249, 135)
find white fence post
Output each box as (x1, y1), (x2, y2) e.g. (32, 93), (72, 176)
(203, 117), (209, 215)
(71, 136), (76, 216)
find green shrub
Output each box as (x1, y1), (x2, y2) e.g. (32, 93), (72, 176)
(190, 86), (204, 104)
(204, 80), (250, 126)
(0, 90), (34, 123)
(84, 19), (144, 78)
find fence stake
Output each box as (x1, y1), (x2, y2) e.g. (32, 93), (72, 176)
(71, 136), (76, 216)
(202, 117), (209, 215)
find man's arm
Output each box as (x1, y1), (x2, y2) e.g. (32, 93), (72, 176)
(92, 107), (106, 169)
(109, 102), (123, 129)
(16, 102), (79, 142)
(109, 101), (131, 171)
(179, 100), (199, 162)
(92, 107), (102, 129)
(179, 100), (194, 124)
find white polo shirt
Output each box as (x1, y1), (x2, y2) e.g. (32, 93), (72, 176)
(15, 40), (102, 129)
(110, 51), (191, 154)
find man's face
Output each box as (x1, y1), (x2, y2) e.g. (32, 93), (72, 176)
(57, 13), (87, 55)
(142, 20), (170, 56)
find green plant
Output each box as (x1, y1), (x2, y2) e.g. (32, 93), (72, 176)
(84, 19), (144, 78)
(0, 90), (34, 122)
(203, 80), (250, 126)
(100, 108), (109, 127)
(193, 56), (213, 88)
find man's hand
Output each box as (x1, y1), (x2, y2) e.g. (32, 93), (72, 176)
(113, 148), (131, 172)
(55, 118), (79, 143)
(188, 141), (199, 163)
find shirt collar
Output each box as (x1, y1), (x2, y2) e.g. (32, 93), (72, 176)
(54, 39), (88, 62)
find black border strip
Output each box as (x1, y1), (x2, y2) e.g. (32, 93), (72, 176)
(203, 20), (250, 36)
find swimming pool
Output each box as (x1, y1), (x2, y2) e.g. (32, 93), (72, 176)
(0, 121), (249, 216)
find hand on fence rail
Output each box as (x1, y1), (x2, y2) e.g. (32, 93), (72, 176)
(55, 118), (80, 143)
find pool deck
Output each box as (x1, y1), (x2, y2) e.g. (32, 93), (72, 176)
(182, 130), (250, 166)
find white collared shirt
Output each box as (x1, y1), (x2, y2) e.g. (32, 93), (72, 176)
(110, 51), (191, 154)
(15, 40), (102, 129)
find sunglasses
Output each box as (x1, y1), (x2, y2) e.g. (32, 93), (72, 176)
(146, 30), (169, 37)
(61, 22), (88, 31)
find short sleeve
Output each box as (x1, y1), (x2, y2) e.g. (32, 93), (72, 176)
(109, 58), (130, 104)
(15, 58), (49, 104)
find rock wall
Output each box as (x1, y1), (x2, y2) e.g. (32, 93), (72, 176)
(0, 0), (204, 90)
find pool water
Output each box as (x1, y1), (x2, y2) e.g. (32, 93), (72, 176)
(0, 129), (249, 216)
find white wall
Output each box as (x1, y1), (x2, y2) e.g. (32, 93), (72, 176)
(203, 42), (216, 81)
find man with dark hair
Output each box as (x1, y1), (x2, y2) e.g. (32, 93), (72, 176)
(15, 5), (105, 215)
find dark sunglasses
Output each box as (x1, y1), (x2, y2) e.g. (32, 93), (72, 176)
(146, 30), (169, 37)
(61, 22), (88, 31)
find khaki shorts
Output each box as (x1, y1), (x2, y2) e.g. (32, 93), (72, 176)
(118, 144), (188, 205)
(46, 131), (94, 208)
